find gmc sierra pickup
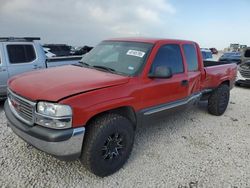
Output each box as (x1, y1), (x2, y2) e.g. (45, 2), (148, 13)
(4, 38), (237, 177)
(0, 37), (82, 99)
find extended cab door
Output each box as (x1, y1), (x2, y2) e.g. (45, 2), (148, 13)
(0, 44), (9, 97)
(181, 43), (201, 95)
(140, 44), (189, 117)
(4, 42), (40, 78)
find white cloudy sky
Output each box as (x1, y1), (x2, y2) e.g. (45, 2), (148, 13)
(0, 0), (250, 49)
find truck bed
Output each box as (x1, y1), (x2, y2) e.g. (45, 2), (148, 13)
(202, 61), (237, 89)
(203, 60), (236, 67)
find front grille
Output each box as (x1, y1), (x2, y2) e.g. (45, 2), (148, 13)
(239, 67), (250, 78)
(8, 90), (36, 125)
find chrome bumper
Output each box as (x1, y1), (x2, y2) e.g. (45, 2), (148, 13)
(10, 124), (85, 160)
(4, 101), (85, 160)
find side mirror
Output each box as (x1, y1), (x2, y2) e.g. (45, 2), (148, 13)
(148, 66), (173, 79)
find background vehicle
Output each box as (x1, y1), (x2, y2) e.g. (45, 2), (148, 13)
(4, 38), (237, 177)
(0, 37), (82, 99)
(209, 48), (218, 54)
(72, 46), (93, 55)
(219, 52), (242, 64)
(42, 44), (72, 57)
(240, 45), (247, 50)
(201, 49), (214, 60)
(241, 47), (250, 64)
(236, 61), (250, 86)
(43, 47), (56, 58)
(228, 43), (248, 52)
(221, 48), (250, 86)
(230, 43), (240, 51)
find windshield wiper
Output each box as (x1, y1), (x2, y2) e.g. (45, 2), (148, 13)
(93, 65), (116, 73)
(77, 63), (125, 75)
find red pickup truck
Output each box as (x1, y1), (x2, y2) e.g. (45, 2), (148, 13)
(4, 38), (237, 177)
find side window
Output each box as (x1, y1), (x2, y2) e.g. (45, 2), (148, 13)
(7, 44), (36, 64)
(183, 44), (199, 71)
(151, 44), (184, 74)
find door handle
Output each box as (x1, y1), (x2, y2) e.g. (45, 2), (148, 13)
(181, 80), (189, 86)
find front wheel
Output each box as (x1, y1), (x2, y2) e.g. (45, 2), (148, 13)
(80, 113), (135, 177)
(208, 84), (230, 116)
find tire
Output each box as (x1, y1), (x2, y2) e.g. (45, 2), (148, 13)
(208, 84), (230, 116)
(80, 113), (135, 177)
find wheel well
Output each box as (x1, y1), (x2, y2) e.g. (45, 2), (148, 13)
(221, 80), (230, 86)
(86, 106), (137, 129)
(200, 80), (230, 101)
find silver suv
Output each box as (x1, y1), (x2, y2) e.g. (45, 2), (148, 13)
(236, 48), (250, 86)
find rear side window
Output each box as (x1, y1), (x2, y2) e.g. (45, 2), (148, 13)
(7, 44), (36, 64)
(151, 44), (184, 74)
(183, 44), (199, 71)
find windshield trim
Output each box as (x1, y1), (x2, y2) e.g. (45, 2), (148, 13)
(132, 43), (155, 76)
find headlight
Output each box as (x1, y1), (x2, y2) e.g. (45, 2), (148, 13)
(37, 102), (72, 117)
(36, 102), (72, 129)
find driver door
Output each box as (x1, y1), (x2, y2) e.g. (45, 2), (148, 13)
(141, 44), (189, 116)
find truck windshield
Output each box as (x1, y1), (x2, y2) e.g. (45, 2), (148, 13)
(80, 41), (153, 76)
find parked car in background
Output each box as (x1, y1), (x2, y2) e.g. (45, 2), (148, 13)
(241, 47), (250, 64)
(42, 44), (72, 57)
(0, 37), (82, 99)
(240, 45), (247, 51)
(72, 46), (93, 56)
(201, 49), (213, 60)
(236, 61), (250, 86)
(219, 52), (242, 64)
(230, 43), (240, 52)
(43, 47), (56, 58)
(221, 48), (250, 86)
(209, 48), (218, 54)
(4, 37), (237, 177)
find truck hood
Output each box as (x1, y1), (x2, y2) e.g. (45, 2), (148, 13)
(8, 65), (130, 101)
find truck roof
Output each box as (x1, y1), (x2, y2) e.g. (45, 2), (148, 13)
(106, 37), (196, 44)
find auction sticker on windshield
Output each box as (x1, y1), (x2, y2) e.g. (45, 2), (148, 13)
(126, 50), (145, 58)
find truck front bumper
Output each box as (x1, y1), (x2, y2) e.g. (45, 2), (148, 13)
(4, 101), (85, 161)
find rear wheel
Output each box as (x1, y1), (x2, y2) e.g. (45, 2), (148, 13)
(208, 84), (230, 116)
(80, 113), (135, 177)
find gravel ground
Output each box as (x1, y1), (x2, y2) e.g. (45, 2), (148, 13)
(0, 86), (250, 188)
